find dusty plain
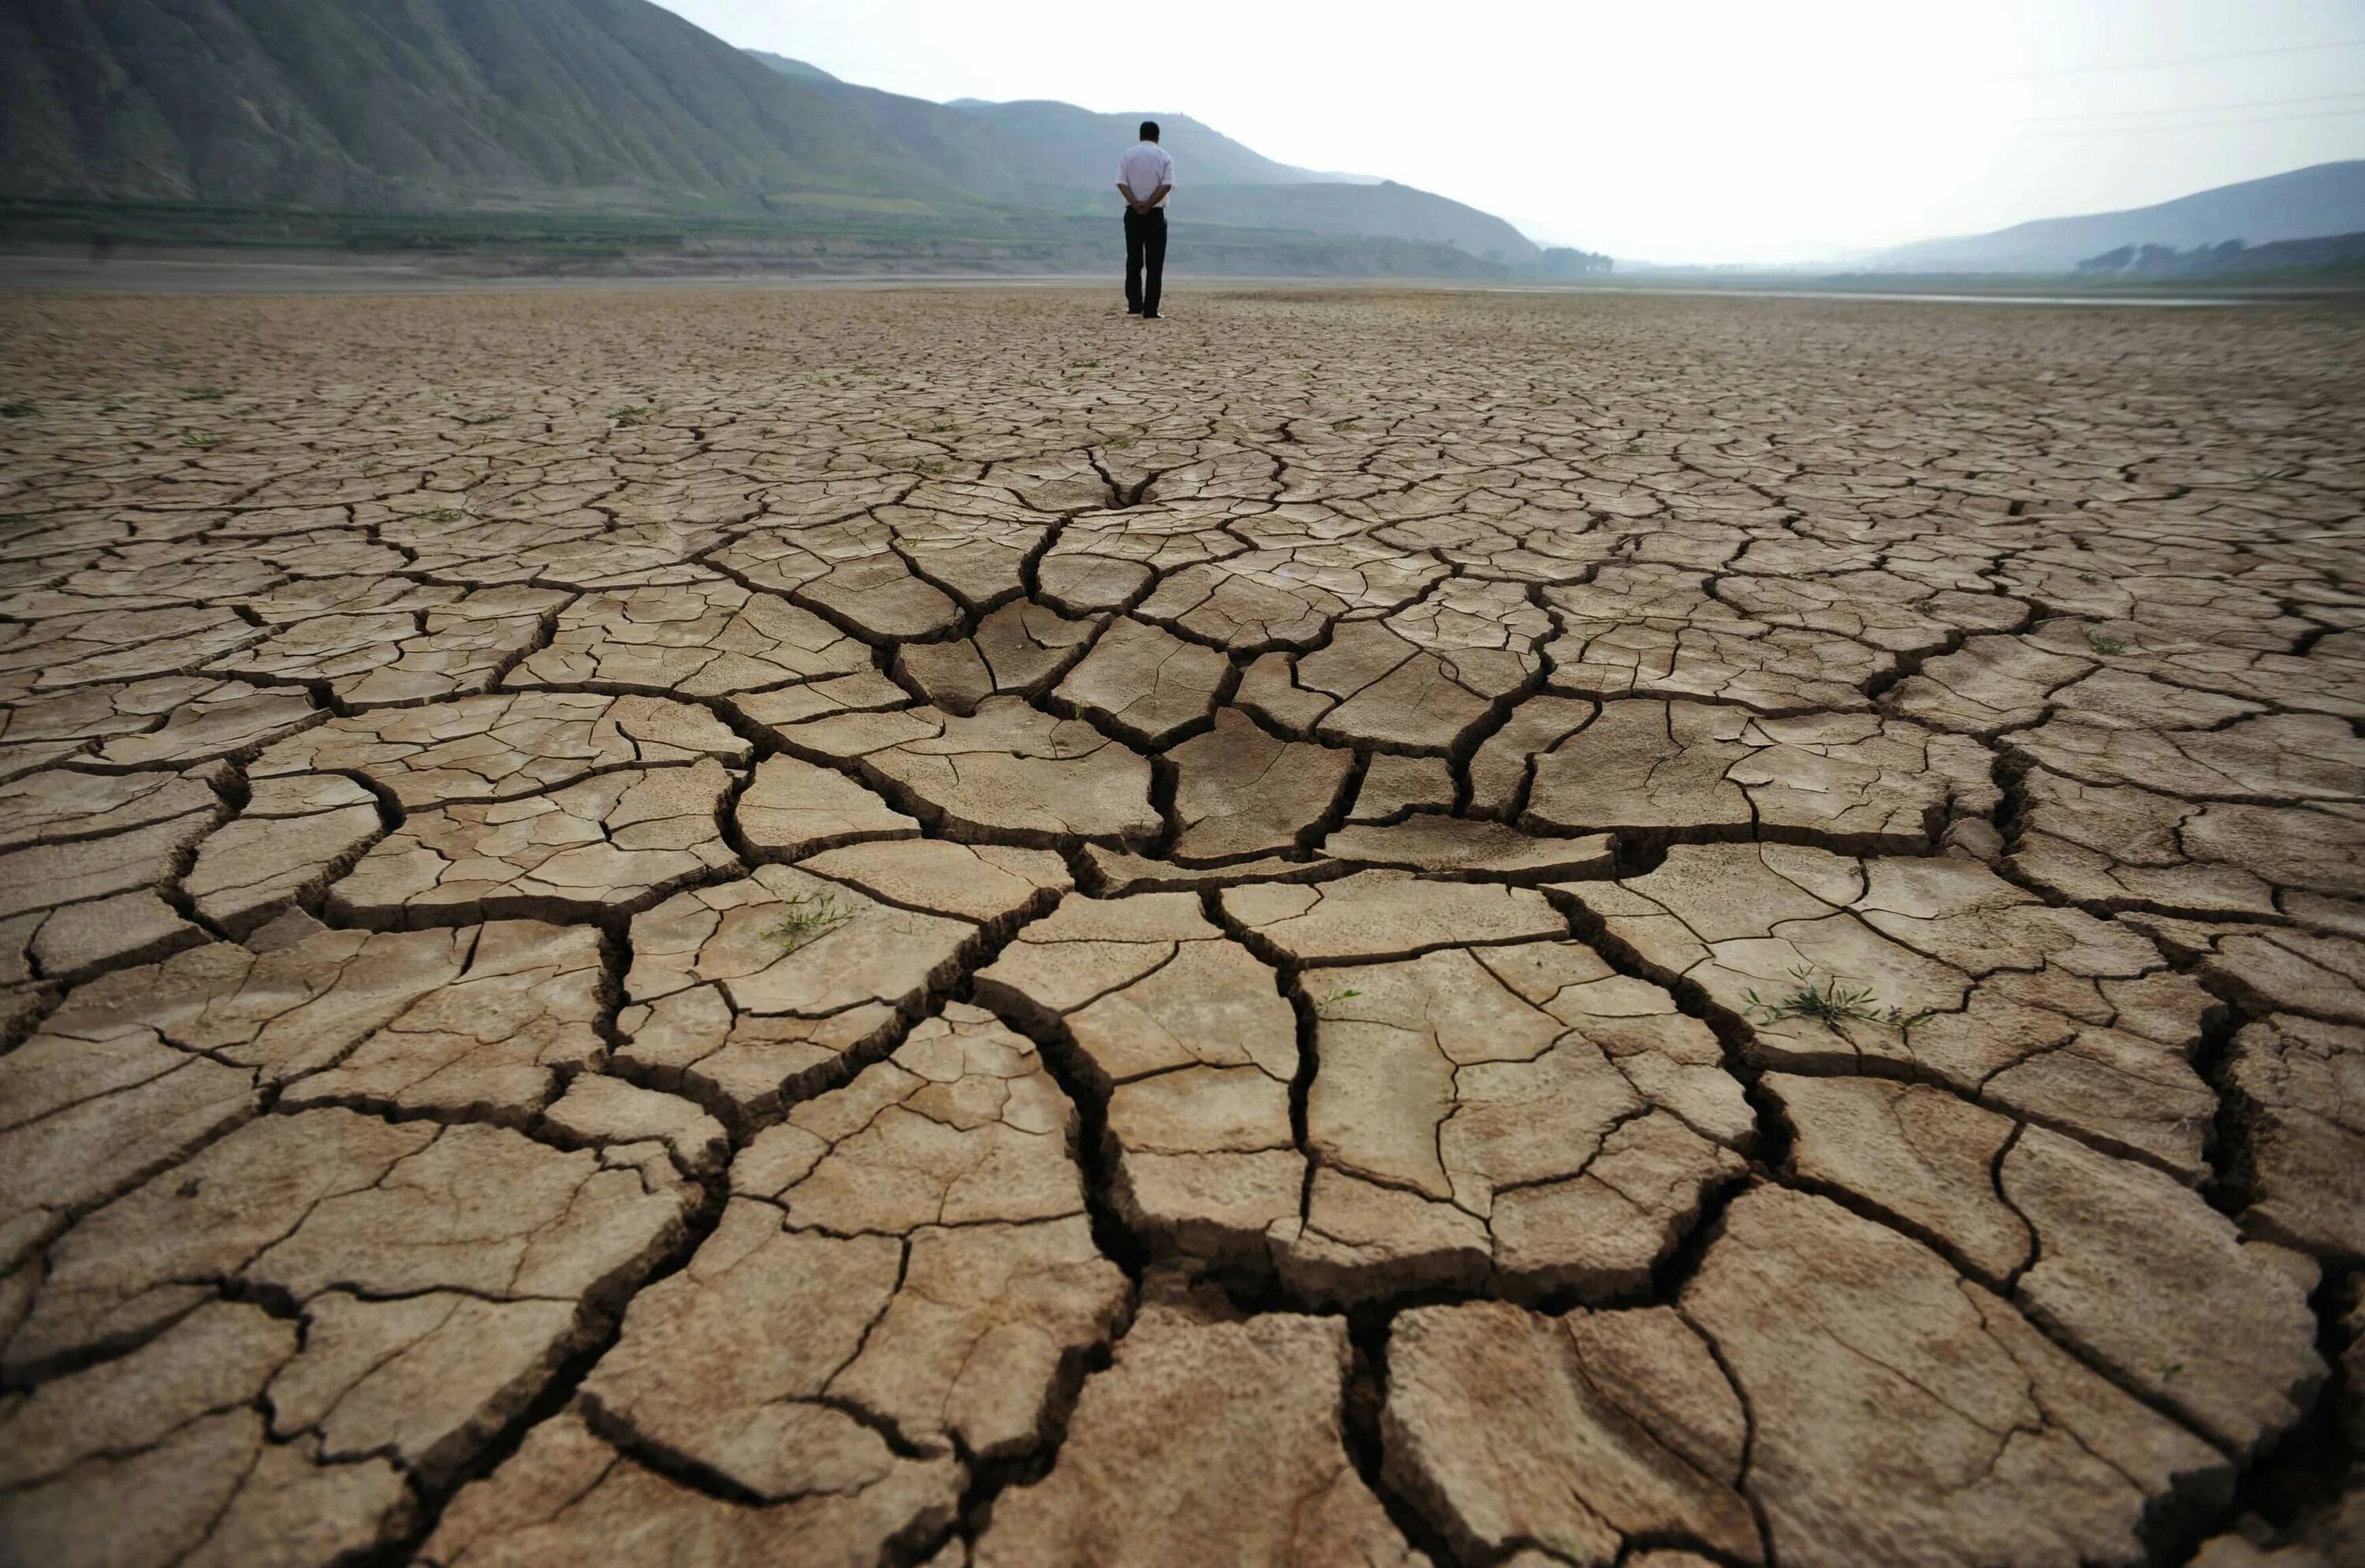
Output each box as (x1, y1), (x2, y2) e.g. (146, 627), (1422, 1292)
(0, 283), (2359, 1566)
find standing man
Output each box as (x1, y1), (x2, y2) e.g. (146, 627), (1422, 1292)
(1117, 121), (1173, 318)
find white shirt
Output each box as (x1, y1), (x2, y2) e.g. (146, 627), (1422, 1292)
(1118, 142), (1175, 207)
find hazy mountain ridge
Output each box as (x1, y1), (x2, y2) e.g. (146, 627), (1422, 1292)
(754, 55), (1537, 260)
(1868, 161), (2365, 274)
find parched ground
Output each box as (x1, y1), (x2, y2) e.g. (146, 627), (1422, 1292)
(0, 282), (2360, 1567)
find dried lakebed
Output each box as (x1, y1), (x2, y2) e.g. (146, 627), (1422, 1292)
(0, 284), (2359, 1567)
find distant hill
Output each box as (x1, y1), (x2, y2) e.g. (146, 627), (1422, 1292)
(760, 60), (1537, 261)
(0, 0), (1542, 272)
(1869, 161), (2365, 274)
(1183, 183), (1537, 264)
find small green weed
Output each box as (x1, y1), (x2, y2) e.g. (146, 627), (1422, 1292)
(419, 506), (466, 524)
(611, 404), (653, 426)
(0, 401), (33, 419)
(1331, 417), (1361, 432)
(1104, 435), (1136, 450)
(2155, 1360), (2185, 1383)
(177, 430), (224, 449)
(1744, 964), (1932, 1031)
(1071, 359), (1101, 370)
(456, 412), (505, 426)
(2083, 628), (2129, 655)
(914, 459), (944, 476)
(767, 893), (852, 952)
(1315, 987), (1364, 1019)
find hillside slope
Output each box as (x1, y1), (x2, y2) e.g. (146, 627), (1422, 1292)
(1186, 181), (1538, 263)
(1871, 161), (2365, 274)
(0, 0), (958, 209)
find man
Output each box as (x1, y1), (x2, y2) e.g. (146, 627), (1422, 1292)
(1116, 121), (1173, 318)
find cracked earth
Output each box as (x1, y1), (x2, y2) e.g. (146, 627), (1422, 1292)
(0, 284), (2359, 1566)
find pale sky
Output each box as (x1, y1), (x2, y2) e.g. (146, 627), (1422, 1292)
(655, 0), (2365, 263)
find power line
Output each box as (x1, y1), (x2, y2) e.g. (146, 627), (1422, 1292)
(2016, 104), (2365, 136)
(1991, 37), (2365, 78)
(2016, 89), (2365, 125)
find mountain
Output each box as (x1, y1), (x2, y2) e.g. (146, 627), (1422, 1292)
(0, 0), (976, 210)
(1868, 161), (2365, 274)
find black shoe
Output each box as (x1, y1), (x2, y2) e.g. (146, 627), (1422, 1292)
(1126, 307), (1142, 315)
(1141, 311), (1163, 319)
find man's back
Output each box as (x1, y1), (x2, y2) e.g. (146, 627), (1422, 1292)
(1119, 140), (1174, 208)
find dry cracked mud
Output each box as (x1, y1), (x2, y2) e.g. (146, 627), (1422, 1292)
(0, 282), (2359, 1567)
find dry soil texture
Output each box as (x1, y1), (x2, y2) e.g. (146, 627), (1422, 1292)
(0, 284), (2361, 1568)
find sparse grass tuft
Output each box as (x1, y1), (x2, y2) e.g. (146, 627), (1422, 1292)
(2083, 628), (2129, 654)
(611, 404), (653, 426)
(1314, 987), (1364, 1019)
(1331, 417), (1361, 431)
(1071, 359), (1101, 370)
(419, 506), (467, 524)
(1104, 435), (1135, 449)
(767, 893), (852, 952)
(177, 430), (224, 448)
(1744, 964), (1932, 1031)
(914, 459), (944, 476)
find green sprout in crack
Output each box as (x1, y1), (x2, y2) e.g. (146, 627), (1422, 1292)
(456, 412), (505, 426)
(1314, 987), (1364, 1019)
(1104, 435), (1136, 449)
(177, 430), (224, 448)
(1330, 417), (1361, 432)
(419, 506), (467, 524)
(767, 893), (852, 953)
(2155, 1359), (2185, 1383)
(2083, 628), (2130, 654)
(611, 404), (653, 426)
(1743, 964), (1933, 1031)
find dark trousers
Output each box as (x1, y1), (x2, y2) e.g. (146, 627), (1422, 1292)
(1124, 207), (1167, 314)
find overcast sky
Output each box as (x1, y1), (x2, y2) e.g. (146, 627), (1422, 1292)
(654, 0), (2365, 263)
